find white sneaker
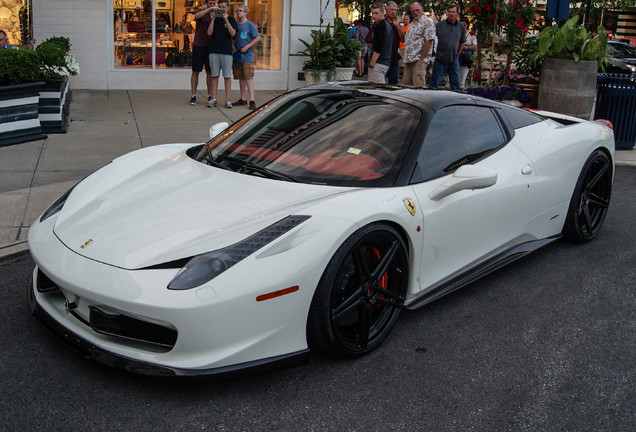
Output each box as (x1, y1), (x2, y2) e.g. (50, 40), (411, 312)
(225, 99), (232, 108)
(207, 98), (217, 108)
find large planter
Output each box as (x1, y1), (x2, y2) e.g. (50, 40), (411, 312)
(0, 81), (47, 148)
(538, 58), (598, 119)
(514, 83), (539, 109)
(304, 70), (334, 85)
(334, 67), (355, 81)
(38, 76), (72, 133)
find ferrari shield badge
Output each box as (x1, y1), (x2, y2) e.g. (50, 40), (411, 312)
(403, 198), (416, 216)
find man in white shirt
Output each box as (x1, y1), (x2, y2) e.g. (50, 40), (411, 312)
(402, 2), (435, 86)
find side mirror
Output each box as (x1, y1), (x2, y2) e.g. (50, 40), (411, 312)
(209, 122), (229, 139)
(428, 165), (498, 201)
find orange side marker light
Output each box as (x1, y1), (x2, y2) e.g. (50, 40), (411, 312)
(256, 286), (299, 302)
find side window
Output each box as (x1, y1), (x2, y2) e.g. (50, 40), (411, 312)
(410, 105), (507, 183)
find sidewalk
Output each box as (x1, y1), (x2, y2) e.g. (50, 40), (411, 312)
(1, 89), (635, 263)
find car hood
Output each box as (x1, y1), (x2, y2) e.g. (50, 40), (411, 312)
(53, 145), (352, 269)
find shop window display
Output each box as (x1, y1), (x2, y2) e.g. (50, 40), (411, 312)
(113, 0), (281, 70)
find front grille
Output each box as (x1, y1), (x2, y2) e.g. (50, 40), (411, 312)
(89, 306), (178, 349)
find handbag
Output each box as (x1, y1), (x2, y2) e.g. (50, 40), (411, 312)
(459, 49), (473, 67)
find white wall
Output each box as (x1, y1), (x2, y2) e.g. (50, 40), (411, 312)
(33, 0), (109, 89)
(33, 0), (333, 91)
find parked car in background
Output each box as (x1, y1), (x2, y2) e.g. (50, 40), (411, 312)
(613, 37), (636, 47)
(605, 40), (636, 74)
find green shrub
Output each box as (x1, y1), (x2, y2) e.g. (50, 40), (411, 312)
(0, 36), (79, 85)
(36, 37), (70, 79)
(0, 49), (41, 86)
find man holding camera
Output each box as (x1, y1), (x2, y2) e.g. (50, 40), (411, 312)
(207, 0), (237, 108)
(189, 0), (216, 106)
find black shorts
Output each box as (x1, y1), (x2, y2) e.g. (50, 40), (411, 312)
(191, 46), (211, 73)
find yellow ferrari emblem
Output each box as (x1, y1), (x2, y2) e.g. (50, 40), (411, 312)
(403, 198), (416, 216)
(80, 239), (93, 249)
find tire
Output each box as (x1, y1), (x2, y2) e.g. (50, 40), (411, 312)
(563, 149), (612, 243)
(307, 223), (409, 357)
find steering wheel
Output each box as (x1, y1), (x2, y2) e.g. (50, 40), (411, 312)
(362, 139), (394, 167)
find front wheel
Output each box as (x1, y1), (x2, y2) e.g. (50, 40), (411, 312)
(307, 223), (409, 357)
(563, 149), (612, 242)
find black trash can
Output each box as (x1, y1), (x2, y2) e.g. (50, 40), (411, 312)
(595, 73), (636, 150)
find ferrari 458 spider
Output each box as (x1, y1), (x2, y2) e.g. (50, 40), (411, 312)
(28, 83), (615, 377)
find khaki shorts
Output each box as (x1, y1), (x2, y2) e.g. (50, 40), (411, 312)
(232, 61), (255, 80)
(368, 63), (389, 84)
(403, 60), (429, 87)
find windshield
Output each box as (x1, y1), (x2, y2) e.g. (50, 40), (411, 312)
(196, 89), (421, 187)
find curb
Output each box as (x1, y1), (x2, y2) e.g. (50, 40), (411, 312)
(0, 242), (30, 266)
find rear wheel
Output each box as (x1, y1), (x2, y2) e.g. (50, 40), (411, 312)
(563, 149), (612, 242)
(308, 223), (409, 356)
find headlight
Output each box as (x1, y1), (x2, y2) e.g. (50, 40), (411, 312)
(168, 215), (310, 290)
(40, 186), (76, 222)
(628, 64), (636, 73)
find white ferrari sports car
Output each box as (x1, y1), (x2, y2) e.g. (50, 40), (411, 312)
(28, 83), (615, 377)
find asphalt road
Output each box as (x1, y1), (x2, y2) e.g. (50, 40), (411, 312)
(1, 166), (635, 432)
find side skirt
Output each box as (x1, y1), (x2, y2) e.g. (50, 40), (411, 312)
(405, 235), (561, 310)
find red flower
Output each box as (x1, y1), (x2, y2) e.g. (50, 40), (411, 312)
(470, 30), (476, 36)
(484, 3), (491, 10)
(472, 71), (480, 79)
(499, 18), (506, 26)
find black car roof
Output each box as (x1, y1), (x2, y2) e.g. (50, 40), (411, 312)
(301, 82), (496, 112)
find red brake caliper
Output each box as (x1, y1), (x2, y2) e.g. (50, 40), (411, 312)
(371, 246), (388, 310)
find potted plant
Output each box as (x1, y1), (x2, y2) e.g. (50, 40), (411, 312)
(531, 16), (608, 119)
(466, 85), (532, 107)
(493, 69), (540, 108)
(332, 19), (361, 81)
(503, 34), (542, 108)
(298, 22), (338, 84)
(35, 36), (80, 133)
(0, 48), (47, 147)
(0, 36), (80, 146)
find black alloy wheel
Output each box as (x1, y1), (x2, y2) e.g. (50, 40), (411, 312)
(563, 149), (612, 242)
(308, 223), (409, 356)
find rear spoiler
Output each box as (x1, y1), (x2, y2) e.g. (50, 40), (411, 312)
(523, 108), (585, 125)
(523, 108), (614, 130)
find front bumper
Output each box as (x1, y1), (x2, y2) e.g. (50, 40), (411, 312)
(27, 215), (324, 376)
(27, 278), (309, 377)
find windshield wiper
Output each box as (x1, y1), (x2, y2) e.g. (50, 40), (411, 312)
(197, 146), (233, 171)
(201, 155), (233, 171)
(213, 154), (298, 182)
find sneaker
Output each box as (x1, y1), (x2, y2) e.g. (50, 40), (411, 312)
(233, 99), (247, 106)
(225, 99), (232, 109)
(249, 100), (256, 110)
(207, 98), (217, 108)
(189, 95), (196, 105)
(207, 95), (213, 104)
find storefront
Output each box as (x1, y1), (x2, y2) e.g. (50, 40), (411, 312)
(23, 0), (331, 90)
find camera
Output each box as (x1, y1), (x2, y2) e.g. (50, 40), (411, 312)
(214, 9), (225, 17)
